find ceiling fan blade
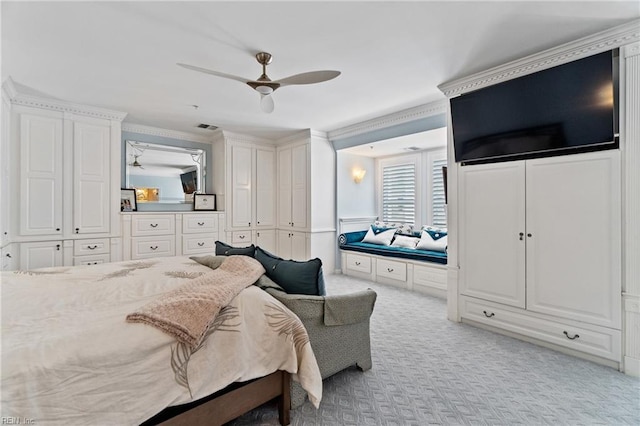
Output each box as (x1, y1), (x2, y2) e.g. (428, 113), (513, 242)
(177, 63), (249, 84)
(276, 70), (341, 87)
(260, 94), (275, 113)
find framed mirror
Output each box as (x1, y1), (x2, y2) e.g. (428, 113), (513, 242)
(125, 140), (206, 205)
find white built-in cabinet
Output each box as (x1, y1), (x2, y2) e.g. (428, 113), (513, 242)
(277, 230), (307, 261)
(226, 141), (277, 243)
(1, 81), (126, 270)
(277, 143), (307, 230)
(458, 150), (622, 362)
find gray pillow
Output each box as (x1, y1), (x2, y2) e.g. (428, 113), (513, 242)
(215, 241), (256, 257)
(254, 247), (325, 296)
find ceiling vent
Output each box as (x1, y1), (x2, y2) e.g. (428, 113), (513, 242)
(197, 123), (218, 130)
(404, 146), (421, 151)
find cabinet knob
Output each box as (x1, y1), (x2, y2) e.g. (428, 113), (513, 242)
(56, 244), (61, 251)
(56, 228), (61, 232)
(5, 253), (11, 258)
(527, 233), (532, 237)
(519, 232), (524, 240)
(257, 232), (260, 237)
(75, 228), (79, 234)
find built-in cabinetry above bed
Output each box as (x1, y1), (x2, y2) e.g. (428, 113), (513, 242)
(1, 79), (126, 270)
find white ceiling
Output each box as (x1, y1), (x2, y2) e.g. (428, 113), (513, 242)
(2, 1), (638, 140)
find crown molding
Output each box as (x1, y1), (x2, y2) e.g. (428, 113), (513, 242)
(327, 100), (447, 141)
(218, 129), (277, 146)
(4, 77), (127, 121)
(121, 122), (216, 144)
(439, 19), (640, 98)
(625, 41), (640, 58)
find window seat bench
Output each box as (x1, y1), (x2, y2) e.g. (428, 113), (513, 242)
(339, 230), (447, 298)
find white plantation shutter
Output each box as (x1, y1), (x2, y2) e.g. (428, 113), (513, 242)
(432, 158), (447, 227)
(382, 163), (415, 225)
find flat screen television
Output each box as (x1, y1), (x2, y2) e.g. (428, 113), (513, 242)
(450, 50), (617, 165)
(180, 170), (197, 194)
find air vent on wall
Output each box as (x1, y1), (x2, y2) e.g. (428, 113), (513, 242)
(404, 146), (421, 151)
(197, 123), (218, 130)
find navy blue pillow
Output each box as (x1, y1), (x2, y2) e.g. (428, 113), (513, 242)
(254, 246), (325, 296)
(215, 241), (256, 257)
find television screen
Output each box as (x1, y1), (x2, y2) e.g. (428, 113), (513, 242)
(180, 170), (197, 194)
(451, 50), (616, 164)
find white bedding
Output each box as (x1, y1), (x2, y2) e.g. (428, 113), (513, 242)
(1, 256), (322, 425)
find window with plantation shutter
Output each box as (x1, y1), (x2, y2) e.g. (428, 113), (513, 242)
(431, 158), (447, 227)
(382, 163), (416, 225)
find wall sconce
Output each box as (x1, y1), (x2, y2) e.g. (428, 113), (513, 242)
(352, 168), (367, 184)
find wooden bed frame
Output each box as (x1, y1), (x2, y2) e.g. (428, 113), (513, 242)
(142, 370), (291, 426)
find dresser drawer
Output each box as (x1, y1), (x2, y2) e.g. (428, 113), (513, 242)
(182, 234), (217, 255)
(376, 258), (407, 282)
(132, 215), (175, 236)
(74, 238), (110, 256)
(183, 214), (218, 234)
(131, 236), (175, 259)
(231, 230), (252, 244)
(74, 254), (110, 266)
(345, 253), (371, 274)
(460, 296), (621, 362)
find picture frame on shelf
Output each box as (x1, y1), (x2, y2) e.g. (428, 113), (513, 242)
(194, 193), (216, 211)
(120, 188), (137, 212)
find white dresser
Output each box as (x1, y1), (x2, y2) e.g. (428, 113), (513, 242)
(121, 212), (225, 260)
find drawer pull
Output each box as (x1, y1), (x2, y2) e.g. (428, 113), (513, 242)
(87, 245), (98, 250)
(239, 235), (245, 239)
(483, 310), (495, 318)
(355, 261), (361, 266)
(197, 242), (205, 247)
(197, 222), (205, 226)
(149, 223), (158, 228)
(150, 246), (158, 250)
(6, 253), (12, 258)
(563, 331), (580, 340)
(387, 268), (394, 273)
(56, 244), (61, 251)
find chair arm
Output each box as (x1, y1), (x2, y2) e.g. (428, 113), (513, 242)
(265, 288), (377, 326)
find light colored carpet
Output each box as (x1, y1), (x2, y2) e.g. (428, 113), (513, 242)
(230, 273), (640, 425)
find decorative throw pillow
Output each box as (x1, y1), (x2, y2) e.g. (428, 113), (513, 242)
(215, 241), (256, 257)
(416, 230), (448, 252)
(421, 225), (447, 240)
(254, 247), (326, 296)
(362, 226), (396, 246)
(374, 221), (414, 236)
(189, 255), (227, 270)
(391, 235), (420, 249)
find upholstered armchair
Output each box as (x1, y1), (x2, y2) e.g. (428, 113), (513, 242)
(264, 286), (377, 408)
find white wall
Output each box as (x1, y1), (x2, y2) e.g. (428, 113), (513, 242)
(336, 152), (376, 220)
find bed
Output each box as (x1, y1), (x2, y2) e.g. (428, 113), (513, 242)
(1, 255), (322, 425)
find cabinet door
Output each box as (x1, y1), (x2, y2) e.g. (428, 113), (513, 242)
(277, 148), (292, 228)
(290, 231), (308, 261)
(231, 145), (253, 228)
(19, 114), (63, 236)
(73, 121), (111, 235)
(459, 161), (526, 308)
(1, 244), (18, 271)
(277, 230), (292, 259)
(525, 151), (621, 329)
(19, 241), (63, 270)
(255, 148), (276, 228)
(255, 229), (276, 254)
(290, 144), (307, 229)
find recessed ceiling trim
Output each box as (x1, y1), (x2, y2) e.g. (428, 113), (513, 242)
(122, 122), (213, 144)
(328, 100), (447, 142)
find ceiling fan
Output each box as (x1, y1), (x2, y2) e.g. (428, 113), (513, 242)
(129, 154), (144, 169)
(177, 52), (340, 113)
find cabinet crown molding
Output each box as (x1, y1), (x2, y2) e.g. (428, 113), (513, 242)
(439, 19), (640, 97)
(122, 122), (214, 144)
(3, 77), (127, 121)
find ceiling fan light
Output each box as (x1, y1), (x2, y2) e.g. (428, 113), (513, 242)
(255, 85), (273, 95)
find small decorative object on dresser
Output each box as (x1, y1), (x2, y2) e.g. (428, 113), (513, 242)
(193, 193), (216, 211)
(120, 188), (137, 212)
